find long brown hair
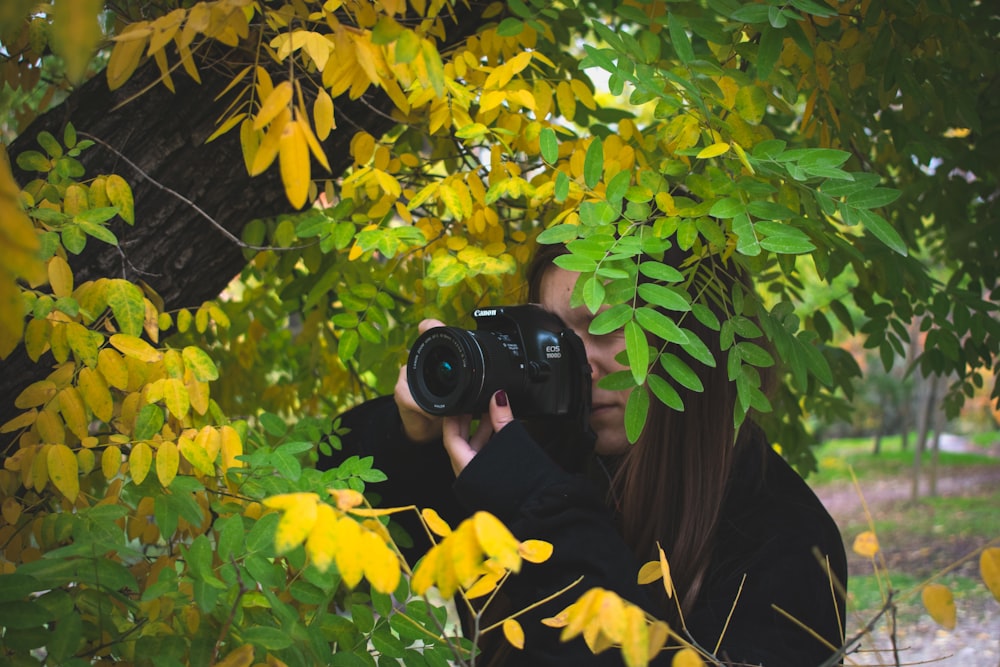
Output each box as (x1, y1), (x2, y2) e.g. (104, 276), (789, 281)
(527, 240), (770, 620)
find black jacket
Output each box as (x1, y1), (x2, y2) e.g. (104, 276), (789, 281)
(318, 396), (847, 666)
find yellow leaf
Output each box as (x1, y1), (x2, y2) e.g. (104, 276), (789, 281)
(334, 516), (365, 588)
(58, 386), (89, 440)
(48, 256), (74, 298)
(672, 647), (705, 667)
(434, 533), (460, 598)
(982, 547), (1000, 603)
(250, 109), (289, 176)
(451, 522), (484, 588)
(47, 443), (80, 502)
(24, 318), (50, 362)
(2, 497), (22, 525)
(30, 445), (49, 491)
(474, 511), (521, 572)
(296, 114), (331, 172)
(1, 409), (37, 433)
(98, 348), (130, 389)
(279, 116), (310, 209)
(220, 425), (243, 471)
(658, 543), (674, 599)
(621, 603), (649, 667)
(648, 621), (670, 659)
(107, 23), (151, 90)
(179, 430), (214, 476)
(597, 589), (628, 643)
(361, 529), (400, 594)
(78, 367), (113, 422)
(570, 79), (596, 110)
(696, 142), (730, 159)
(314, 88), (335, 141)
(555, 81), (576, 120)
(187, 377), (210, 416)
(306, 503), (339, 571)
(15, 380), (57, 409)
(110, 333), (162, 363)
(921, 584), (956, 630)
(156, 440), (179, 487)
(519, 539), (553, 563)
(465, 570), (503, 599)
(267, 492), (319, 553)
(422, 507), (452, 537)
(637, 560), (662, 585)
(102, 444), (122, 479)
(502, 618), (525, 649)
(35, 408), (65, 444)
(411, 544), (438, 595)
(52, 0), (103, 84)
(65, 321), (99, 368)
(328, 487), (364, 511)
(130, 441), (153, 484)
(163, 378), (189, 419)
(254, 80), (294, 130)
(214, 645), (254, 667)
(852, 530), (879, 558)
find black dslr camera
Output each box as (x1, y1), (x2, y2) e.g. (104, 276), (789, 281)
(407, 305), (592, 424)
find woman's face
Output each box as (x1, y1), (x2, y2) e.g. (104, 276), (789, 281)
(539, 266), (631, 456)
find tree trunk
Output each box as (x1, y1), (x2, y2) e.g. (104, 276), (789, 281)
(0, 6), (488, 433)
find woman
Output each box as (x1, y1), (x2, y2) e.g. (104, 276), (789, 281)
(323, 243), (847, 666)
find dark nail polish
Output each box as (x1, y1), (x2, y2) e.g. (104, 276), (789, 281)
(495, 390), (508, 407)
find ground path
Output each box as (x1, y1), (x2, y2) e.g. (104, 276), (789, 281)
(811, 437), (1000, 667)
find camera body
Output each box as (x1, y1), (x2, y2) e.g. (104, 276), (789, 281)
(406, 305), (592, 421)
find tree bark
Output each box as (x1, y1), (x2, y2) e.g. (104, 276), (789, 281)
(0, 5), (488, 432)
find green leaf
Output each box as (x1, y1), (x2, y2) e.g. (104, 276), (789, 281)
(735, 341), (775, 367)
(0, 600), (52, 628)
(590, 303), (632, 335)
(647, 374), (683, 411)
(668, 13), (694, 64)
(634, 306), (688, 344)
(243, 626), (295, 650)
(637, 283), (692, 312)
(539, 128), (558, 163)
(582, 276), (606, 313)
(680, 329), (716, 367)
(846, 187), (900, 209)
(555, 170), (570, 202)
(605, 169), (631, 207)
(259, 412), (287, 436)
(625, 385), (649, 443)
(859, 209), (908, 255)
(732, 212), (760, 256)
(134, 404), (164, 440)
(756, 25), (781, 81)
(496, 17), (525, 37)
(583, 137), (603, 189)
(624, 320), (648, 384)
(710, 197), (744, 219)
(182, 346), (220, 381)
(107, 279), (145, 336)
(661, 353), (704, 392)
(553, 253), (598, 273)
(638, 261), (684, 283)
(74, 218), (118, 245)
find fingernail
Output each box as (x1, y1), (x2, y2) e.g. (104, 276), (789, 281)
(495, 390), (508, 407)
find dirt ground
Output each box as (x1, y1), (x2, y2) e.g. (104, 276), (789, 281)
(813, 463), (1000, 667)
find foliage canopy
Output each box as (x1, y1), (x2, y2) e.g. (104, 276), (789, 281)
(0, 0), (998, 664)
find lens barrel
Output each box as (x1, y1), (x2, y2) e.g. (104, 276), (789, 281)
(408, 324), (528, 415)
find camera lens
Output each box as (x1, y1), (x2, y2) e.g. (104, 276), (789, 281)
(425, 347), (460, 396)
(408, 328), (484, 414)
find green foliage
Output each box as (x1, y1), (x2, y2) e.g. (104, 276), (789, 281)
(2, 0), (1000, 663)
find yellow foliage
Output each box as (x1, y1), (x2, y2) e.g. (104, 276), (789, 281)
(852, 530), (879, 558)
(921, 583), (956, 630)
(980, 547), (1000, 603)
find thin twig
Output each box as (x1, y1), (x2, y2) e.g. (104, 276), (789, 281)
(79, 131), (314, 252)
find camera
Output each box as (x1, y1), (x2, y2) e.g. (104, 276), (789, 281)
(406, 305), (592, 421)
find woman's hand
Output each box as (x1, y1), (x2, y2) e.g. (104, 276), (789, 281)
(442, 390), (514, 476)
(394, 319), (447, 443)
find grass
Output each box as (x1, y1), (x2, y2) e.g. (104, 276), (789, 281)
(812, 430), (1000, 630)
(809, 431), (1000, 486)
